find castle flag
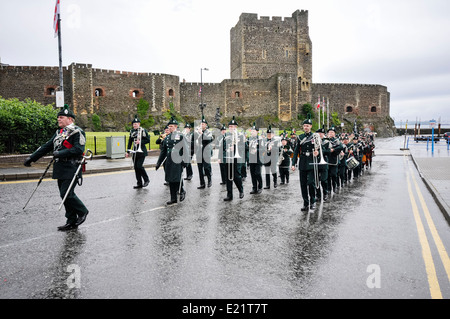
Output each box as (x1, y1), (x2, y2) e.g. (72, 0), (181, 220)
(53, 0), (60, 38)
(317, 96), (320, 109)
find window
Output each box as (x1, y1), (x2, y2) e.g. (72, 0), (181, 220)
(130, 89), (143, 98)
(168, 89), (174, 97)
(346, 106), (353, 113)
(45, 86), (57, 96)
(94, 88), (105, 97)
(234, 91), (241, 98)
(370, 106), (377, 113)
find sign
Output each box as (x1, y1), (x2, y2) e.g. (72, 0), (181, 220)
(56, 91), (64, 107)
(429, 119), (437, 128)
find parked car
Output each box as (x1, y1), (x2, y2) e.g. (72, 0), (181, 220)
(444, 132), (450, 140)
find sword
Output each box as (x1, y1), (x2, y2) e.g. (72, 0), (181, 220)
(23, 157), (55, 210)
(58, 149), (93, 211)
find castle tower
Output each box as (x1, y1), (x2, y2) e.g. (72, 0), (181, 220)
(230, 10), (312, 119)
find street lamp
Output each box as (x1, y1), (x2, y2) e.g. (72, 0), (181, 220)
(199, 68), (209, 117)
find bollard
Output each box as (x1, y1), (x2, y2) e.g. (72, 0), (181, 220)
(406, 137), (410, 149)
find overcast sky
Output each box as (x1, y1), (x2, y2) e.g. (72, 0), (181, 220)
(1, 0), (449, 125)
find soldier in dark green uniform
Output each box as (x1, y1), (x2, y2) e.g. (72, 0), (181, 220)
(182, 123), (194, 181)
(217, 124), (227, 185)
(263, 125), (279, 189)
(195, 116), (213, 188)
(291, 116), (318, 211)
(221, 116), (244, 201)
(315, 127), (330, 201)
(126, 115), (150, 189)
(248, 122), (263, 194)
(326, 126), (344, 193)
(278, 135), (293, 185)
(155, 117), (188, 205)
(23, 105), (89, 231)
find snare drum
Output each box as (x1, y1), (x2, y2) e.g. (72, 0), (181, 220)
(346, 156), (359, 170)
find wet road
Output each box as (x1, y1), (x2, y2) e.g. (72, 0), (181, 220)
(0, 137), (449, 299)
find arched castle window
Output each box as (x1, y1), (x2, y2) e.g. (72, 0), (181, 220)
(94, 88), (105, 97)
(168, 89), (174, 97)
(44, 86), (57, 96)
(346, 106), (353, 113)
(234, 91), (241, 98)
(370, 106), (377, 113)
(130, 89), (143, 99)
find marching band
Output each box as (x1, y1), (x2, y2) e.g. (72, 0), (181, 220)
(149, 114), (375, 209)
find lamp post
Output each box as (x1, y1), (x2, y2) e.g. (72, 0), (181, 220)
(199, 68), (209, 117)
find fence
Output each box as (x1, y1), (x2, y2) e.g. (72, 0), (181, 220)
(0, 132), (153, 155)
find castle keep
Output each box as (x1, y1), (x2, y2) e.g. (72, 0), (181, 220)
(0, 10), (391, 133)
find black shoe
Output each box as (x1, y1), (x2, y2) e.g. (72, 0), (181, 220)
(75, 211), (89, 226)
(166, 200), (177, 205)
(264, 186), (270, 189)
(280, 182), (285, 185)
(197, 184), (206, 189)
(207, 180), (212, 188)
(220, 182), (226, 185)
(250, 189), (257, 194)
(242, 177), (246, 182)
(274, 183), (277, 188)
(133, 185), (143, 189)
(239, 192), (244, 199)
(184, 176), (193, 180)
(310, 203), (316, 210)
(257, 189), (262, 194)
(301, 206), (309, 212)
(57, 223), (78, 231)
(164, 182), (169, 185)
(223, 197), (233, 201)
(180, 191), (186, 202)
(323, 194), (329, 202)
(143, 180), (149, 187)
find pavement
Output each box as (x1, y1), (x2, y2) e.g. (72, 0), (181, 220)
(1, 136), (449, 223)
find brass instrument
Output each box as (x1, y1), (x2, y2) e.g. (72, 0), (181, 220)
(135, 127), (143, 153)
(310, 133), (328, 189)
(226, 129), (242, 181)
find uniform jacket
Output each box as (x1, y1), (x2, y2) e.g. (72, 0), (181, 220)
(291, 132), (315, 171)
(30, 123), (86, 180)
(327, 137), (344, 165)
(127, 128), (150, 156)
(156, 130), (187, 183)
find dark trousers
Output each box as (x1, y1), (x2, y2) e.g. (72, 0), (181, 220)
(58, 179), (88, 225)
(279, 167), (289, 183)
(169, 182), (185, 202)
(219, 162), (226, 183)
(264, 164), (277, 187)
(225, 161), (243, 198)
(327, 165), (339, 191)
(133, 154), (149, 186)
(249, 163), (263, 190)
(185, 162), (193, 178)
(197, 162), (212, 186)
(299, 169), (316, 207)
(316, 168), (328, 198)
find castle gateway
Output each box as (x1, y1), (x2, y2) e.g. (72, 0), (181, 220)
(0, 10), (391, 133)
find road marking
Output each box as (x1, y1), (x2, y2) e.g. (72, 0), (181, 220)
(0, 205), (166, 250)
(408, 165), (450, 283)
(406, 172), (443, 299)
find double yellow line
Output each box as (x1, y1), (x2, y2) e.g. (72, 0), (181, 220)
(405, 157), (450, 299)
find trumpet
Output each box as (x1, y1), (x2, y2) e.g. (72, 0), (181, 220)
(310, 133), (328, 189)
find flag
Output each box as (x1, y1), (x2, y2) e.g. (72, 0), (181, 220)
(53, 0), (60, 38)
(316, 96), (320, 109)
(198, 86), (202, 97)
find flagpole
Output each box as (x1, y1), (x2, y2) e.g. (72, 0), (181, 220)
(318, 95), (321, 129)
(322, 97), (325, 129)
(57, 13), (63, 95)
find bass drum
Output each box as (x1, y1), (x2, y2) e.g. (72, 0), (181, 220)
(346, 156), (359, 170)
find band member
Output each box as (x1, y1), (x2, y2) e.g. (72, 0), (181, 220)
(182, 123), (194, 180)
(217, 124), (227, 185)
(155, 117), (187, 205)
(291, 116), (318, 211)
(315, 127), (330, 201)
(263, 125), (279, 189)
(126, 115), (150, 189)
(278, 135), (293, 185)
(220, 116), (244, 201)
(326, 126), (344, 193)
(363, 138), (375, 169)
(352, 134), (363, 179)
(290, 129), (298, 149)
(23, 104), (89, 231)
(240, 128), (248, 182)
(338, 135), (350, 186)
(248, 122), (263, 194)
(195, 116), (213, 188)
(156, 125), (170, 185)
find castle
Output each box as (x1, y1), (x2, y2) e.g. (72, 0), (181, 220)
(0, 10), (392, 135)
